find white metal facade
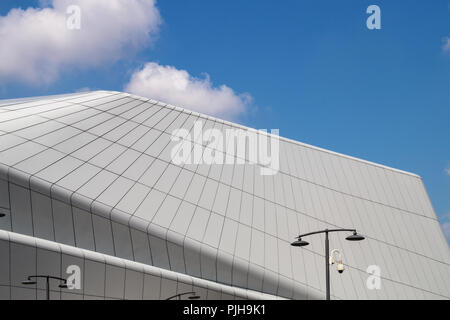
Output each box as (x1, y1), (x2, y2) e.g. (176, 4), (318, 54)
(0, 91), (448, 299)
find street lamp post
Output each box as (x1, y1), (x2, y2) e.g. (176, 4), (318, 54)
(291, 228), (365, 300)
(165, 291), (201, 300)
(22, 275), (68, 300)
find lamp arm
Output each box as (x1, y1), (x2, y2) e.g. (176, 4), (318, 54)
(165, 291), (196, 300)
(296, 228), (356, 239)
(27, 275), (67, 282)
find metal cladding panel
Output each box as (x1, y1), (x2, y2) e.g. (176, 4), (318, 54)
(0, 91), (449, 300)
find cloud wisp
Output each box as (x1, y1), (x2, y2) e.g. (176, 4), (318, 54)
(125, 62), (252, 120)
(442, 222), (450, 243)
(443, 37), (450, 52)
(0, 0), (161, 84)
(439, 213), (450, 245)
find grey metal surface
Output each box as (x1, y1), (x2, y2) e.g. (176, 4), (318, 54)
(0, 91), (448, 299)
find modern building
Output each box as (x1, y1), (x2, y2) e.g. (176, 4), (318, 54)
(0, 91), (448, 300)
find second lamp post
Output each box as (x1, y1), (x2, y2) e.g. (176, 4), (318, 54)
(22, 275), (68, 300)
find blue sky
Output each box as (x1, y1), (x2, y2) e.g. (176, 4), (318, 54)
(0, 1), (449, 242)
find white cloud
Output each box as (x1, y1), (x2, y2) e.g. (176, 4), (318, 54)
(443, 37), (450, 52)
(125, 62), (252, 120)
(75, 87), (90, 93)
(2, 1), (253, 120)
(0, 0), (161, 84)
(445, 166), (450, 175)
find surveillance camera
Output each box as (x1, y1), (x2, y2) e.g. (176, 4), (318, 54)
(337, 261), (345, 274)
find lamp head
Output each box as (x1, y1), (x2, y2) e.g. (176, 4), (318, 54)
(346, 231), (365, 241)
(291, 238), (309, 247)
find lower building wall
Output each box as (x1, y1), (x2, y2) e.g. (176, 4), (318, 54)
(0, 230), (279, 300)
(0, 172), (312, 299)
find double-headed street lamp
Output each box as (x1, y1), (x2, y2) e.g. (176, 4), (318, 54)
(22, 275), (68, 300)
(291, 228), (365, 300)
